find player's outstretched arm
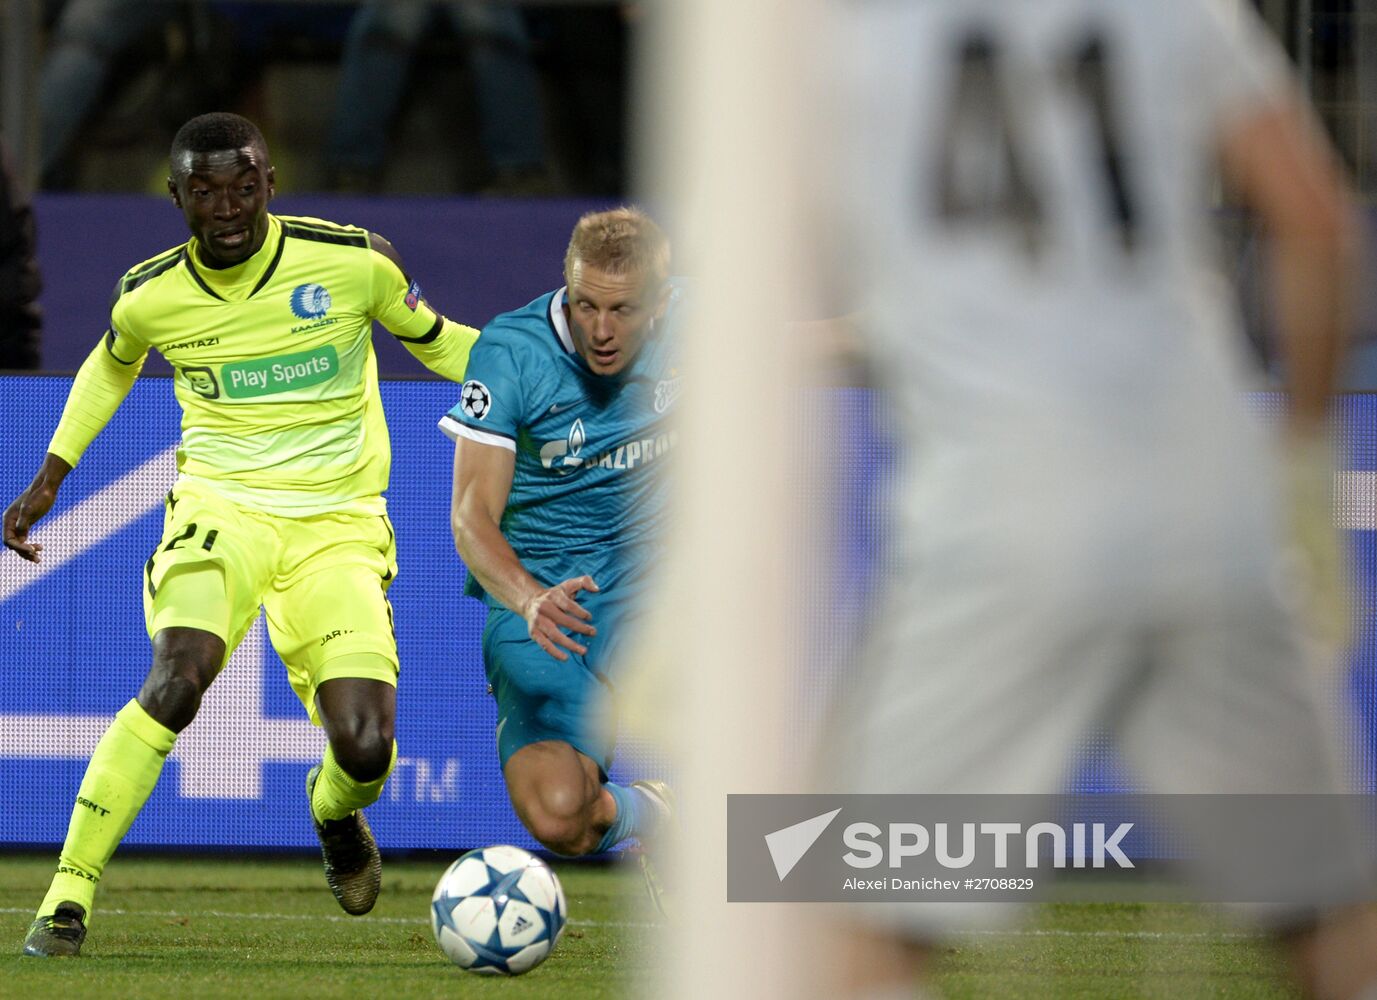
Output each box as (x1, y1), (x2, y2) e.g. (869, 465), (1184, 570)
(368, 233), (481, 382)
(4, 333), (145, 562)
(3, 453), (72, 562)
(1220, 96), (1360, 644)
(450, 436), (599, 661)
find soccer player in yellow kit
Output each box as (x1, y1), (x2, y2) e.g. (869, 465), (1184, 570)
(2, 113), (480, 957)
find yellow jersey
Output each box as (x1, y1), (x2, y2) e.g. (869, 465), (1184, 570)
(60, 213), (477, 516)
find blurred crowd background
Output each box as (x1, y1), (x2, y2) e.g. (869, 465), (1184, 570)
(4, 2), (1377, 198)
(3, 0), (1377, 382)
(1, 0), (633, 197)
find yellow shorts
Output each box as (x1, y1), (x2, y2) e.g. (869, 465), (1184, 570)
(142, 480), (399, 723)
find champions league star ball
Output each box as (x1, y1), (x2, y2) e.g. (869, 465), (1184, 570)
(430, 845), (568, 975)
(459, 379), (491, 420)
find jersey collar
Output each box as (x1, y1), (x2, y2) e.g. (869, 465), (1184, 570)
(184, 214), (285, 302)
(548, 286), (576, 354)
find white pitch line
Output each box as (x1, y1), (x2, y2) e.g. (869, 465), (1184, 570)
(0, 907), (1258, 937)
(0, 906), (658, 930)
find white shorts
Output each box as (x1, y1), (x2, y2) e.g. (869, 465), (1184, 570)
(825, 547), (1368, 935)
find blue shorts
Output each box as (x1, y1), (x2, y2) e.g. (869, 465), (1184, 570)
(482, 583), (645, 776)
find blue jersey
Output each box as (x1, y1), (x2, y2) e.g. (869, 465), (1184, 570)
(440, 285), (682, 608)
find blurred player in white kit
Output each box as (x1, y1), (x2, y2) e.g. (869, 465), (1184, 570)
(820, 0), (1376, 996)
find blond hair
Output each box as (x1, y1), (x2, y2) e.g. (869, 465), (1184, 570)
(563, 207), (670, 287)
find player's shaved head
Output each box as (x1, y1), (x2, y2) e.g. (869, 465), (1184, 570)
(166, 112), (275, 267)
(169, 113), (269, 178)
(564, 207), (670, 288)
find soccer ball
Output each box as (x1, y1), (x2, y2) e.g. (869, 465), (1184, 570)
(430, 845), (567, 975)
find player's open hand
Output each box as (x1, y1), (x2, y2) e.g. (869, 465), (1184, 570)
(522, 575), (599, 661)
(3, 482), (58, 563)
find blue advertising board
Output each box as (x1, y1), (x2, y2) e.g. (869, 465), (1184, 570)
(0, 375), (657, 851)
(0, 377), (1374, 851)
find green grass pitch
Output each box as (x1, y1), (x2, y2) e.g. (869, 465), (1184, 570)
(0, 853), (663, 999)
(0, 854), (1300, 998)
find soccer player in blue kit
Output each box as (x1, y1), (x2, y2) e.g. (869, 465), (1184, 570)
(442, 208), (677, 909)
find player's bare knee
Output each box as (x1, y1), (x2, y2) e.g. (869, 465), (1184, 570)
(522, 782), (599, 855)
(316, 676), (396, 781)
(136, 671), (204, 732)
(329, 723), (395, 783)
(540, 778), (596, 823)
(140, 630), (221, 731)
(330, 738), (393, 784)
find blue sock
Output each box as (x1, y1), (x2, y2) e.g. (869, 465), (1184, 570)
(596, 782), (649, 853)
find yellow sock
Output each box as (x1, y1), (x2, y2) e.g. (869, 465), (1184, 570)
(311, 741), (397, 823)
(37, 700), (177, 922)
